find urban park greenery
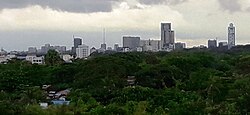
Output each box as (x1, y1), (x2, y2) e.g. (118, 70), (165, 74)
(1, 47), (250, 115)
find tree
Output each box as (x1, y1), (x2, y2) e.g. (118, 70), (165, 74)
(45, 50), (63, 66)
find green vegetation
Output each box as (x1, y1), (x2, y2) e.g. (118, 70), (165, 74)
(1, 49), (250, 114)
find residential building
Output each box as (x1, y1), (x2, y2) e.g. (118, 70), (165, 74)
(123, 36), (140, 51)
(228, 23), (236, 49)
(32, 56), (45, 64)
(208, 39), (217, 48)
(161, 23), (175, 51)
(26, 55), (44, 64)
(76, 44), (89, 59)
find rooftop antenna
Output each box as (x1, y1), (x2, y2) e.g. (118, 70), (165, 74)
(103, 28), (106, 44)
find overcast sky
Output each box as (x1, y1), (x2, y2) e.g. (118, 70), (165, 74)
(0, 0), (250, 51)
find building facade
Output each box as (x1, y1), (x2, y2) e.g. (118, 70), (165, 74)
(208, 39), (217, 48)
(140, 39), (161, 52)
(161, 23), (175, 51)
(123, 36), (140, 51)
(76, 44), (89, 59)
(228, 23), (236, 49)
(72, 37), (82, 54)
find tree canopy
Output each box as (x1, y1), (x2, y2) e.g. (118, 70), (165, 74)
(1, 49), (250, 114)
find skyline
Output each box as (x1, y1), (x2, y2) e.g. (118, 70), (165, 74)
(1, 0), (250, 51)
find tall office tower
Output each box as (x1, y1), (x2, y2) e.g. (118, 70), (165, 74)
(228, 23), (236, 49)
(76, 44), (89, 59)
(208, 39), (217, 48)
(72, 36), (82, 54)
(161, 23), (175, 51)
(123, 36), (140, 51)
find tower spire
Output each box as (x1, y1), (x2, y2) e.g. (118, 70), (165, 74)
(103, 28), (106, 44)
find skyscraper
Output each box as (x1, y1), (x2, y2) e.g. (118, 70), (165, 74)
(123, 36), (140, 51)
(72, 36), (82, 54)
(228, 23), (235, 49)
(161, 23), (175, 51)
(74, 37), (82, 48)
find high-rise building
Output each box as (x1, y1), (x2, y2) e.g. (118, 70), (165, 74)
(72, 37), (82, 54)
(76, 44), (89, 59)
(228, 23), (236, 49)
(208, 39), (217, 48)
(161, 23), (175, 51)
(74, 38), (82, 48)
(123, 36), (140, 51)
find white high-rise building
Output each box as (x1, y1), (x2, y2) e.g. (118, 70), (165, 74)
(161, 23), (175, 51)
(76, 44), (89, 59)
(228, 23), (236, 49)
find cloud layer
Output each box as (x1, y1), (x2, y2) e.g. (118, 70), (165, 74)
(0, 0), (250, 50)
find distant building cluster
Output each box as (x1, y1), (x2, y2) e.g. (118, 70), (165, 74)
(0, 22), (238, 64)
(204, 23), (236, 50)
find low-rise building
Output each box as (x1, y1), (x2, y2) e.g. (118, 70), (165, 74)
(26, 55), (44, 64)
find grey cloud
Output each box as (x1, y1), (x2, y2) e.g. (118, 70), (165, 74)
(0, 0), (115, 13)
(246, 7), (250, 12)
(139, 0), (188, 5)
(217, 0), (242, 13)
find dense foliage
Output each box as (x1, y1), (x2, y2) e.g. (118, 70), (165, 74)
(1, 48), (250, 114)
